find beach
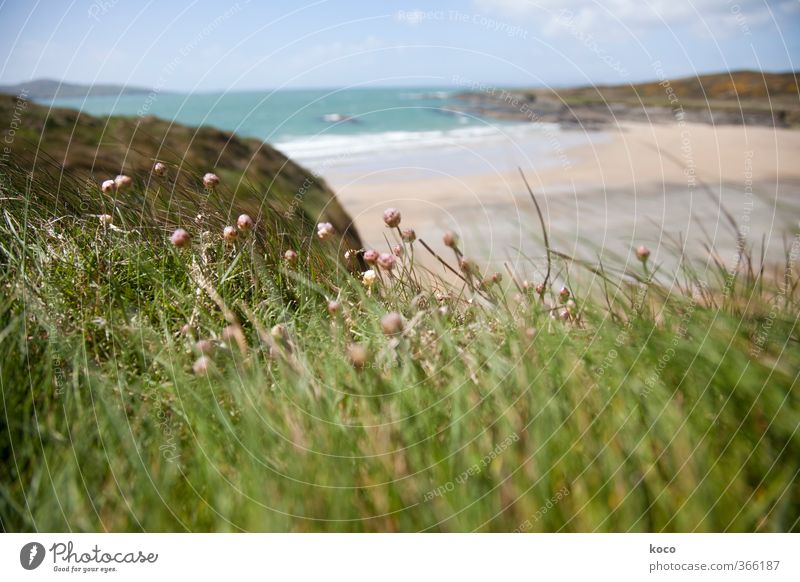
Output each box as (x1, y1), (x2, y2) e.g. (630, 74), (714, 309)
(321, 121), (800, 278)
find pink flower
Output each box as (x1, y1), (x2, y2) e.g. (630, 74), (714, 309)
(443, 231), (459, 248)
(153, 162), (167, 176)
(383, 207), (401, 228)
(346, 344), (369, 369)
(237, 214), (254, 231)
(284, 249), (298, 263)
(223, 226), (238, 242)
(327, 300), (340, 315)
(401, 228), (416, 242)
(193, 356), (211, 375)
(317, 222), (335, 240)
(170, 228), (191, 248)
(535, 282), (546, 296)
(363, 249), (379, 264)
(114, 174), (133, 190)
(559, 286), (570, 302)
(195, 340), (215, 355)
(377, 252), (396, 271)
(392, 244), (403, 257)
(203, 172), (220, 189)
(101, 179), (116, 193)
(636, 245), (651, 262)
(380, 312), (404, 336)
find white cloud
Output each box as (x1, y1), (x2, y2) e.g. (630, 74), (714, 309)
(473, 0), (795, 36)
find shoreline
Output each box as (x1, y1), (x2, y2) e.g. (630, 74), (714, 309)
(322, 121), (800, 276)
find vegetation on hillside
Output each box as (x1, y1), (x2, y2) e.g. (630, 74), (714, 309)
(0, 95), (362, 253)
(1, 150), (797, 531)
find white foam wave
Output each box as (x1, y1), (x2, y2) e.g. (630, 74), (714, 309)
(274, 122), (559, 164)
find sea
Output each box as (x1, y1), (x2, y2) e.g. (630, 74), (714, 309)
(47, 87), (605, 178)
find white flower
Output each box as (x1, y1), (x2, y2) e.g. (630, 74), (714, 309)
(362, 269), (377, 286)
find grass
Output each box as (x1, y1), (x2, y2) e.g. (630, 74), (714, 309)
(1, 158), (798, 533)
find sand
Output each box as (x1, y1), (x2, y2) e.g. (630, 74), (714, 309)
(322, 122), (800, 280)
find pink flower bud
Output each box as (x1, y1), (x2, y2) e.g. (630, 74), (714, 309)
(317, 222), (335, 240)
(401, 228), (416, 242)
(114, 174), (133, 190)
(377, 252), (396, 271)
(203, 172), (220, 189)
(153, 162), (167, 176)
(284, 249), (298, 263)
(363, 249), (379, 264)
(237, 213), (254, 231)
(443, 230), (459, 248)
(383, 207), (401, 228)
(327, 300), (340, 316)
(195, 339), (215, 355)
(101, 179), (116, 193)
(559, 286), (570, 302)
(223, 226), (238, 242)
(346, 344), (369, 369)
(380, 312), (404, 336)
(98, 214), (113, 226)
(193, 356), (211, 375)
(535, 282), (546, 295)
(170, 228), (190, 248)
(459, 257), (476, 274)
(636, 245), (651, 262)
(392, 244), (403, 257)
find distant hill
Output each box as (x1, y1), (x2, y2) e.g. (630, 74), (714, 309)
(456, 70), (800, 128)
(0, 78), (152, 100)
(547, 70), (799, 109)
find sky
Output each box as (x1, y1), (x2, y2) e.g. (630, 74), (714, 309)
(0, 0), (798, 90)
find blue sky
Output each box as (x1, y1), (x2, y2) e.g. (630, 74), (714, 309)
(1, 0), (798, 90)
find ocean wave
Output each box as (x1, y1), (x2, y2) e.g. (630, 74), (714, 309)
(274, 122), (560, 163)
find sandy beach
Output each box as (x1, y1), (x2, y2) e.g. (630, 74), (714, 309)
(322, 121), (800, 278)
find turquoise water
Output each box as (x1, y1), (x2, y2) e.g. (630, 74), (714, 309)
(50, 88), (510, 152)
(47, 87), (602, 175)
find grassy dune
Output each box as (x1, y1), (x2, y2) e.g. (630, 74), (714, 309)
(1, 142), (798, 531)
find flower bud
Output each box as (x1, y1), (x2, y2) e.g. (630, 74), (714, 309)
(383, 207), (401, 228)
(362, 269), (377, 286)
(443, 230), (459, 248)
(223, 226), (238, 243)
(317, 222), (335, 240)
(170, 228), (191, 248)
(636, 245), (651, 262)
(153, 162), (167, 176)
(559, 286), (570, 302)
(284, 249), (298, 263)
(193, 356), (211, 375)
(377, 252), (396, 271)
(203, 172), (220, 189)
(101, 179), (116, 193)
(363, 249), (379, 264)
(195, 339), (214, 355)
(114, 174), (133, 190)
(346, 344), (369, 369)
(237, 213), (254, 231)
(380, 312), (404, 336)
(327, 300), (341, 316)
(98, 214), (113, 226)
(401, 228), (416, 242)
(392, 244), (403, 257)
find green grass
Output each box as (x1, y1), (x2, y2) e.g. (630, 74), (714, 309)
(1, 160), (798, 532)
